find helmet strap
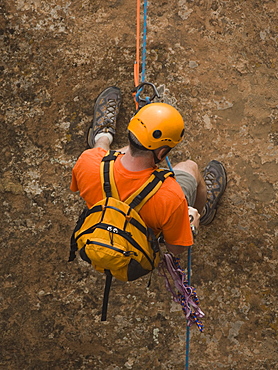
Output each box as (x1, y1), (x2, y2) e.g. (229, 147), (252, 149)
(128, 131), (149, 151)
(128, 131), (172, 165)
(152, 150), (160, 164)
(152, 147), (171, 165)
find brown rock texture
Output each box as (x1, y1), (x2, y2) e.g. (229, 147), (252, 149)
(1, 1), (277, 369)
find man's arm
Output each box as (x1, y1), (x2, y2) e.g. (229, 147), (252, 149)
(165, 243), (189, 255)
(165, 207), (200, 255)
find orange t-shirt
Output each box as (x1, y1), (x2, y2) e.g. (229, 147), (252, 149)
(70, 148), (193, 247)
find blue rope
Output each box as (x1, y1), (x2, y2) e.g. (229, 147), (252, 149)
(165, 130), (195, 370)
(185, 325), (190, 369)
(138, 5), (193, 367)
(187, 246), (192, 286)
(165, 156), (173, 172)
(141, 0), (147, 82)
(185, 245), (192, 370)
(167, 147), (192, 370)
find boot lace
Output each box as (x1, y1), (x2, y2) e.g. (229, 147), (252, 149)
(104, 99), (118, 124)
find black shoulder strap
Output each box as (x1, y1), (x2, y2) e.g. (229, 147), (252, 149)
(101, 270), (113, 321)
(100, 150), (121, 199)
(68, 208), (89, 262)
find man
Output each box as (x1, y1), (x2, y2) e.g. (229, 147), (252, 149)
(70, 86), (227, 255)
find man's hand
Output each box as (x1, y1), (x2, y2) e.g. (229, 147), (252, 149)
(188, 206), (200, 229)
(164, 207), (201, 254)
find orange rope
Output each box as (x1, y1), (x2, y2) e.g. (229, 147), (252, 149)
(134, 0), (140, 87)
(133, 0), (141, 109)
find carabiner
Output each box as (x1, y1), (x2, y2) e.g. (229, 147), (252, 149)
(132, 82), (161, 109)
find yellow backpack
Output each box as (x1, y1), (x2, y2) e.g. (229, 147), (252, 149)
(69, 150), (174, 319)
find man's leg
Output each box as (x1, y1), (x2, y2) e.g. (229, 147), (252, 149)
(173, 160), (207, 214)
(94, 136), (111, 151)
(173, 159), (227, 225)
(87, 86), (122, 149)
(199, 160), (227, 225)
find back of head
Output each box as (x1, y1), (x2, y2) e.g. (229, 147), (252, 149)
(128, 103), (185, 151)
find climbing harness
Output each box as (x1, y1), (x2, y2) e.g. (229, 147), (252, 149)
(133, 2), (204, 369)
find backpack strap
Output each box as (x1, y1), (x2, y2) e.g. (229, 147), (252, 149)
(125, 169), (174, 212)
(100, 151), (174, 211)
(101, 270), (113, 321)
(68, 208), (89, 262)
(100, 150), (121, 199)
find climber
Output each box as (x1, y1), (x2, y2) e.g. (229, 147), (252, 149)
(70, 86), (227, 254)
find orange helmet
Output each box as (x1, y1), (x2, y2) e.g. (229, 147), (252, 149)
(128, 103), (185, 150)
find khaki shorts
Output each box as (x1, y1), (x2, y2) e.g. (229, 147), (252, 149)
(173, 170), (197, 207)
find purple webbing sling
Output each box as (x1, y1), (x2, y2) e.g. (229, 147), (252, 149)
(159, 253), (205, 332)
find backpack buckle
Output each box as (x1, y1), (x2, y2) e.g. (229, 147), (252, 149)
(102, 151), (118, 162)
(130, 194), (143, 208)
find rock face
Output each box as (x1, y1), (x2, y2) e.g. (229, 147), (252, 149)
(1, 1), (277, 369)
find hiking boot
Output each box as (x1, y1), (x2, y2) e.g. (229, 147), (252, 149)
(200, 160), (227, 226)
(87, 86), (122, 148)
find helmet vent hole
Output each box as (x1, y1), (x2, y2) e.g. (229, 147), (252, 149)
(153, 130), (162, 139)
(180, 128), (185, 137)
